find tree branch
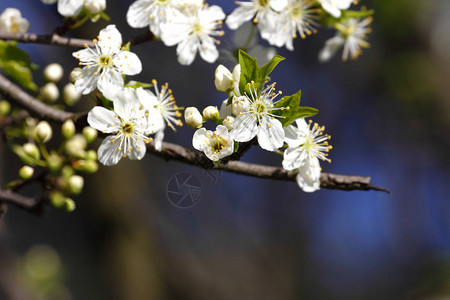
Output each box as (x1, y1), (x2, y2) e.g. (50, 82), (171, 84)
(0, 189), (41, 212)
(0, 32), (94, 48)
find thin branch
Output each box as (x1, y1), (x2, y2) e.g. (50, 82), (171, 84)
(0, 32), (94, 48)
(0, 189), (41, 211)
(0, 73), (86, 123)
(0, 31), (156, 49)
(146, 141), (390, 193)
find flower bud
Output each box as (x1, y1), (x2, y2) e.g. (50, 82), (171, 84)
(232, 64), (241, 93)
(84, 0), (106, 14)
(69, 68), (82, 83)
(202, 106), (219, 120)
(66, 175), (84, 195)
(72, 160), (98, 173)
(34, 121), (52, 143)
(23, 143), (40, 160)
(39, 82), (59, 103)
(50, 191), (66, 209)
(65, 134), (87, 158)
(19, 166), (34, 179)
(61, 165), (74, 178)
(222, 116), (234, 130)
(0, 8), (29, 34)
(82, 126), (98, 143)
(214, 65), (233, 92)
(64, 198), (76, 212)
(86, 150), (97, 161)
(62, 120), (75, 139)
(184, 107), (203, 129)
(43, 63), (64, 83)
(0, 100), (11, 116)
(63, 83), (81, 106)
(232, 96), (250, 116)
(47, 153), (63, 173)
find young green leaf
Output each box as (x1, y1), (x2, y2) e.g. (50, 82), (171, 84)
(238, 49), (258, 95)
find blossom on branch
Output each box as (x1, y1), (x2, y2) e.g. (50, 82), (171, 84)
(160, 4), (226, 65)
(229, 82), (285, 152)
(0, 8), (29, 34)
(193, 125), (234, 161)
(72, 25), (142, 95)
(318, 17), (372, 62)
(282, 118), (332, 192)
(317, 0), (353, 18)
(87, 88), (163, 166)
(41, 0), (106, 17)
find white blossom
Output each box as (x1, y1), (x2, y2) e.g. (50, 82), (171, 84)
(87, 87), (164, 166)
(44, 63), (64, 83)
(160, 5), (226, 65)
(269, 0), (318, 51)
(282, 118), (332, 192)
(41, 0), (84, 17)
(214, 65), (233, 92)
(229, 82), (285, 151)
(193, 125), (234, 161)
(0, 8), (29, 34)
(184, 107), (203, 128)
(138, 81), (183, 151)
(84, 0), (106, 14)
(72, 25), (142, 95)
(318, 17), (372, 62)
(318, 0), (353, 18)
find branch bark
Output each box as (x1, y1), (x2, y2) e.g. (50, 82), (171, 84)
(0, 189), (41, 211)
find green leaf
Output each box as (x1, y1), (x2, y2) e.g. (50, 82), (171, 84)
(99, 11), (110, 21)
(341, 9), (375, 20)
(124, 81), (153, 89)
(238, 49), (258, 95)
(258, 55), (285, 83)
(1, 61), (38, 91)
(0, 41), (38, 91)
(122, 42), (131, 51)
(273, 90), (318, 126)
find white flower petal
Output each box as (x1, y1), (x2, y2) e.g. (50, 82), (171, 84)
(57, 0), (84, 16)
(97, 69), (124, 96)
(74, 66), (99, 95)
(219, 99), (232, 119)
(176, 37), (198, 65)
(127, 0), (152, 28)
(146, 107), (165, 134)
(318, 36), (345, 63)
(199, 38), (219, 63)
(270, 0), (288, 12)
(98, 25), (122, 54)
(115, 51), (142, 75)
(97, 135), (123, 166)
(127, 139), (146, 160)
(226, 5), (256, 30)
(282, 147), (306, 170)
(296, 157), (321, 192)
(257, 118), (284, 151)
(154, 130), (164, 151)
(193, 128), (208, 151)
(230, 115), (258, 142)
(87, 106), (120, 133)
(136, 88), (157, 110)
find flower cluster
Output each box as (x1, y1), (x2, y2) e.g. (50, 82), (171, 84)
(127, 0), (225, 65)
(183, 51), (333, 192)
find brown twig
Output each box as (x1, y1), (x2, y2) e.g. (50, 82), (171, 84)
(0, 32), (94, 48)
(0, 189), (42, 212)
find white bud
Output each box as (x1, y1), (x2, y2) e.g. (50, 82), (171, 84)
(184, 107), (203, 129)
(84, 0), (106, 14)
(222, 116), (235, 131)
(82, 126), (98, 143)
(62, 120), (75, 139)
(19, 166), (34, 179)
(202, 106), (219, 120)
(65, 134), (87, 157)
(34, 121), (52, 143)
(40, 82), (59, 103)
(23, 143), (40, 160)
(67, 175), (84, 195)
(0, 8), (29, 34)
(62, 83), (81, 106)
(232, 96), (250, 116)
(232, 64), (241, 93)
(214, 65), (233, 92)
(43, 63), (64, 83)
(69, 68), (82, 83)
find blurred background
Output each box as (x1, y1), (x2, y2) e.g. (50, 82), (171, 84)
(1, 0), (450, 299)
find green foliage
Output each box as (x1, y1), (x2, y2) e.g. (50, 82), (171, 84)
(0, 41), (38, 91)
(273, 90), (318, 126)
(237, 49), (285, 96)
(124, 81), (153, 89)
